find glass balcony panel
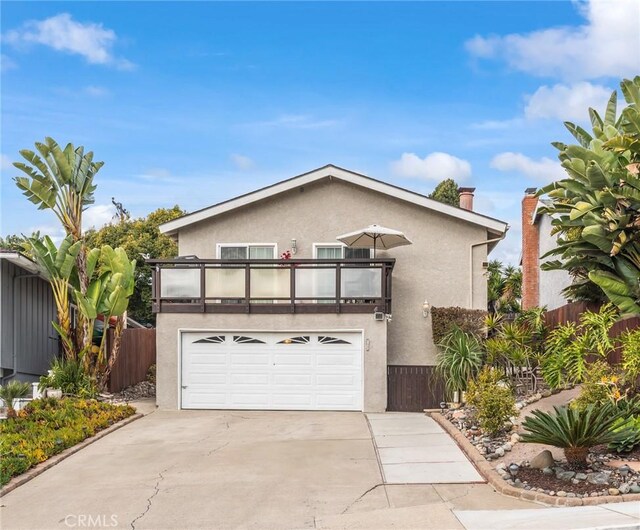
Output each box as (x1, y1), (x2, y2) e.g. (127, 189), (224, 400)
(205, 268), (245, 298)
(295, 268), (336, 300)
(341, 268), (381, 298)
(250, 268), (291, 299)
(160, 268), (201, 298)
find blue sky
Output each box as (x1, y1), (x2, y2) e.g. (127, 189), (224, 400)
(1, 0), (638, 264)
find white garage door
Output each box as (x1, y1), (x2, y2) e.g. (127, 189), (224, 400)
(181, 331), (363, 411)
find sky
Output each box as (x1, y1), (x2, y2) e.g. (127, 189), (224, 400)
(1, 0), (639, 264)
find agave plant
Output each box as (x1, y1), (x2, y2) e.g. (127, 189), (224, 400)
(521, 404), (626, 467)
(436, 325), (484, 399)
(0, 381), (31, 418)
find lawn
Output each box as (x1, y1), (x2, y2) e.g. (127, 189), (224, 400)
(0, 397), (135, 486)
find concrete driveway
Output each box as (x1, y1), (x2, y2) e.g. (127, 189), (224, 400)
(0, 409), (535, 530)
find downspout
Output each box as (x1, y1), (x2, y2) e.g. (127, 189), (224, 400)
(469, 228), (509, 309)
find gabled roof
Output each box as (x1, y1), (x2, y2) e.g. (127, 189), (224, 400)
(160, 164), (509, 236)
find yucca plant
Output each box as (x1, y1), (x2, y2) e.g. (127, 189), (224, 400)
(0, 381), (31, 418)
(521, 404), (626, 467)
(436, 325), (484, 399)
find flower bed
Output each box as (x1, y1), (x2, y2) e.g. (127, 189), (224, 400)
(0, 397), (135, 486)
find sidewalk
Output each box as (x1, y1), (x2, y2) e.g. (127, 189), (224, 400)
(367, 412), (483, 483)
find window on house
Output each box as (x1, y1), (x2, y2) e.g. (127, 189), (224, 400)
(314, 245), (372, 259)
(217, 245), (278, 303)
(219, 245), (276, 260)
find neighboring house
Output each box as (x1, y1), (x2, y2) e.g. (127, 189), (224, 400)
(153, 165), (508, 412)
(521, 188), (573, 310)
(0, 251), (58, 384)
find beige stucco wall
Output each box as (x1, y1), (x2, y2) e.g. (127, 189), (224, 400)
(156, 312), (388, 411)
(174, 178), (489, 366)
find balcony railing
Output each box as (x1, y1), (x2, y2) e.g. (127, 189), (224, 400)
(148, 258), (395, 314)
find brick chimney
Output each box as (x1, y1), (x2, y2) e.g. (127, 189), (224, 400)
(521, 188), (540, 309)
(458, 187), (475, 211)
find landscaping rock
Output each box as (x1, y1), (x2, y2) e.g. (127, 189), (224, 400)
(503, 442), (512, 451)
(575, 473), (587, 481)
(530, 450), (554, 469)
(629, 484), (640, 494)
(608, 488), (621, 496)
(557, 491), (567, 497)
(557, 471), (576, 481)
(510, 433), (520, 444)
(542, 467), (554, 476)
(587, 472), (610, 485)
(619, 483), (631, 494)
(495, 447), (505, 457)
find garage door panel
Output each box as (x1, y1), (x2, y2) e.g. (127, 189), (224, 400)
(181, 331), (362, 410)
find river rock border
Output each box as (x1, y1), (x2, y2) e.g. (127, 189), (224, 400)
(429, 411), (640, 507)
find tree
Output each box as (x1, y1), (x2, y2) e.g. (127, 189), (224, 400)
(85, 206), (184, 325)
(13, 138), (104, 351)
(428, 179), (460, 207)
(487, 260), (522, 314)
(538, 76), (640, 315)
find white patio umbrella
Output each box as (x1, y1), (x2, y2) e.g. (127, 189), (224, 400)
(336, 224), (413, 257)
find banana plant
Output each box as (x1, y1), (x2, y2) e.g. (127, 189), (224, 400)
(538, 76), (640, 315)
(26, 235), (81, 359)
(73, 246), (136, 385)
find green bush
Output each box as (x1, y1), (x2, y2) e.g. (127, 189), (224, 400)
(621, 328), (640, 386)
(39, 358), (97, 398)
(0, 380), (31, 418)
(436, 325), (484, 398)
(521, 404), (626, 467)
(0, 397), (134, 486)
(466, 367), (517, 436)
(609, 416), (640, 453)
(431, 307), (486, 345)
(571, 361), (621, 411)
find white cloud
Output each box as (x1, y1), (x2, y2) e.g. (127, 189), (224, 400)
(0, 153), (13, 171)
(490, 152), (565, 182)
(1, 54), (17, 72)
(390, 152), (472, 182)
(230, 154), (255, 171)
(84, 85), (110, 97)
(465, 0), (639, 80)
(28, 224), (66, 245)
(83, 204), (115, 230)
(524, 82), (612, 121)
(136, 168), (180, 183)
(3, 13), (134, 69)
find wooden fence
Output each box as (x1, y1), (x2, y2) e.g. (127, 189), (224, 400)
(387, 365), (445, 412)
(544, 301), (640, 364)
(107, 328), (156, 393)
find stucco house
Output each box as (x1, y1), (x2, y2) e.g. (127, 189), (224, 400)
(152, 165), (508, 412)
(521, 188), (572, 311)
(0, 251), (58, 384)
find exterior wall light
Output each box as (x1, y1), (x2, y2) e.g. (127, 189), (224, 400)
(291, 238), (297, 255)
(422, 300), (431, 318)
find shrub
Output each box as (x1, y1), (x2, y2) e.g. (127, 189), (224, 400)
(431, 307), (486, 345)
(0, 397), (134, 486)
(571, 361), (624, 411)
(621, 328), (640, 387)
(0, 381), (30, 418)
(608, 416), (640, 453)
(39, 358), (97, 398)
(436, 325), (484, 399)
(146, 364), (156, 384)
(466, 367), (517, 436)
(520, 404), (626, 467)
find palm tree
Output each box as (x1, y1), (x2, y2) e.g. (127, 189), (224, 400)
(487, 260), (522, 314)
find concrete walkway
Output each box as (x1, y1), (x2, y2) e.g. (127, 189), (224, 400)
(367, 412), (484, 484)
(455, 502), (640, 530)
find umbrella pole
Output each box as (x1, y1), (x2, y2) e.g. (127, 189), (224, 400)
(373, 237), (376, 258)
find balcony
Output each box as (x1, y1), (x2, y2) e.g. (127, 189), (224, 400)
(149, 258), (395, 314)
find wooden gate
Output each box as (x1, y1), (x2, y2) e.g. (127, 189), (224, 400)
(387, 365), (445, 412)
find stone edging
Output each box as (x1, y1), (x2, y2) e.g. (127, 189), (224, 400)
(0, 413), (143, 497)
(428, 411), (640, 507)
